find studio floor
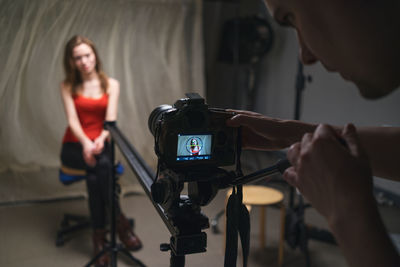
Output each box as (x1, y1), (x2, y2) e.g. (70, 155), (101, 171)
(2, 182), (398, 267)
(1, 149), (399, 267)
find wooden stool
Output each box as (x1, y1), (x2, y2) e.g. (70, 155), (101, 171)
(225, 185), (285, 267)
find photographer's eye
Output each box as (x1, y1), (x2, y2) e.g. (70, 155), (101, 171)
(274, 9), (295, 28)
(282, 14), (295, 27)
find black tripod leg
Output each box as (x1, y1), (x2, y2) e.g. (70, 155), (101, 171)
(84, 247), (109, 267)
(298, 196), (311, 267)
(211, 209), (225, 234)
(170, 252), (185, 267)
(302, 244), (311, 267)
(119, 247), (146, 267)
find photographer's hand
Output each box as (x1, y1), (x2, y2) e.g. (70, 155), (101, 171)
(284, 123), (372, 219)
(226, 110), (316, 150)
(227, 110), (400, 181)
(284, 123), (399, 267)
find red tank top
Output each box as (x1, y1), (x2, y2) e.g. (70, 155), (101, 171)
(62, 94), (108, 143)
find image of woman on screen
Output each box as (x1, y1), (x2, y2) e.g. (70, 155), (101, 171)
(189, 138), (200, 155)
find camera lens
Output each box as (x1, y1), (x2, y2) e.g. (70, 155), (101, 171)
(148, 105), (172, 136)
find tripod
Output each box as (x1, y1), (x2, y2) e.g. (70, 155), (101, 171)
(85, 137), (146, 267)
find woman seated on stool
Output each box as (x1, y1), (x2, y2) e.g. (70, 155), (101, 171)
(60, 35), (142, 267)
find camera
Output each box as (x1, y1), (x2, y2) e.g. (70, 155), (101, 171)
(105, 94), (287, 264)
(148, 93), (238, 173)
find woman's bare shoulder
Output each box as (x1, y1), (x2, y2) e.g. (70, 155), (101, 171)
(107, 77), (120, 94)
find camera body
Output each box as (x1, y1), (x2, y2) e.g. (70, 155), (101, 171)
(149, 93), (238, 173)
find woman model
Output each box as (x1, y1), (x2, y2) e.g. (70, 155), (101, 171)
(60, 35), (142, 267)
(189, 138), (200, 155)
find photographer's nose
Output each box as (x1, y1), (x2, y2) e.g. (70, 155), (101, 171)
(297, 32), (317, 65)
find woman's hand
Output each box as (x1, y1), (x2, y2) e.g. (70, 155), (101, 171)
(226, 109), (315, 150)
(283, 123), (374, 223)
(82, 140), (97, 167)
(93, 136), (105, 155)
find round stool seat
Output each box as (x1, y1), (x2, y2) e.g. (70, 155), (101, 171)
(227, 185), (284, 205)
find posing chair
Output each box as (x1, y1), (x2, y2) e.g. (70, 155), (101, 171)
(55, 163), (127, 247)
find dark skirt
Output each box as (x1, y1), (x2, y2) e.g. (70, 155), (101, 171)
(60, 142), (87, 175)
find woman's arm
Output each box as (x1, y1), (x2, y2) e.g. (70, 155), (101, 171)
(60, 82), (96, 165)
(93, 78), (120, 153)
(105, 78), (120, 121)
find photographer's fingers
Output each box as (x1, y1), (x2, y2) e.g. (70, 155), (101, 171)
(342, 123), (368, 160)
(312, 123), (335, 139)
(287, 142), (301, 167)
(284, 133), (312, 188)
(283, 166), (298, 186)
(285, 142), (301, 185)
(300, 132), (313, 153)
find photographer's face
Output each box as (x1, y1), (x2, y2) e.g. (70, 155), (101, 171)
(264, 0), (400, 99)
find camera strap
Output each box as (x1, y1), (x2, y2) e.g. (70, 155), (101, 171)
(224, 127), (250, 267)
(224, 185), (250, 267)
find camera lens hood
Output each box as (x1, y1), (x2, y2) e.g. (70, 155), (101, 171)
(148, 104), (173, 136)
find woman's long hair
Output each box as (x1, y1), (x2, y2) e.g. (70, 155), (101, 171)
(63, 35), (108, 94)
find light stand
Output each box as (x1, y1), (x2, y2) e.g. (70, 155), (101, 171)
(285, 59), (336, 267)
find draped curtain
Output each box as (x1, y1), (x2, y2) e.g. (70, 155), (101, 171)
(0, 0), (205, 172)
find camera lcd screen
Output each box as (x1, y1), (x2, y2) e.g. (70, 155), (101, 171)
(176, 134), (212, 161)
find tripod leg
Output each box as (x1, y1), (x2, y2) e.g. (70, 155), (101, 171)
(111, 250), (117, 267)
(84, 247), (109, 267)
(297, 195), (312, 267)
(297, 222), (312, 267)
(303, 246), (311, 267)
(170, 252), (185, 267)
(211, 209), (225, 234)
(119, 247), (146, 267)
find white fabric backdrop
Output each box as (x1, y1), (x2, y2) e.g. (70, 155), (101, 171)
(0, 0), (205, 172)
